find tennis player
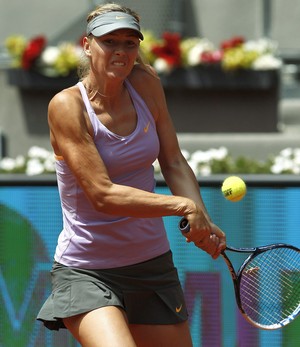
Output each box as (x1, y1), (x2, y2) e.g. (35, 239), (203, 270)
(37, 3), (226, 346)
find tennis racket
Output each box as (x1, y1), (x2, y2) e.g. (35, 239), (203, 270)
(179, 217), (300, 330)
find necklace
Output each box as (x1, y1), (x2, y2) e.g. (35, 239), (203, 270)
(85, 83), (120, 99)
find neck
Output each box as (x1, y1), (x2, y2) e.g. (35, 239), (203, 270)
(83, 77), (124, 101)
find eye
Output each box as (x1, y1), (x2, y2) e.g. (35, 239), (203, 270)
(103, 39), (115, 45)
(126, 40), (139, 48)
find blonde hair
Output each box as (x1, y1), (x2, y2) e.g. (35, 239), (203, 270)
(78, 3), (151, 79)
(87, 3), (140, 24)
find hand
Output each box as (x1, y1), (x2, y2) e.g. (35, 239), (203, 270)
(183, 220), (226, 259)
(203, 224), (226, 259)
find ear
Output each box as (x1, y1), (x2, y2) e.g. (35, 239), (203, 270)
(83, 37), (92, 57)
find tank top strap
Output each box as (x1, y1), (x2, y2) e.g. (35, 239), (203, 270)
(124, 79), (154, 124)
(77, 81), (94, 114)
(124, 79), (143, 104)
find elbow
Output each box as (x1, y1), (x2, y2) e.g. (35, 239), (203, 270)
(88, 185), (119, 215)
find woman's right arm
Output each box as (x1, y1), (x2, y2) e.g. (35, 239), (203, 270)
(48, 88), (198, 219)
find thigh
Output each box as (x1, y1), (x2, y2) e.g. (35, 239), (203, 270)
(63, 306), (137, 347)
(129, 321), (193, 347)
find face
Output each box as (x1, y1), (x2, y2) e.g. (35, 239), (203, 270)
(84, 29), (140, 79)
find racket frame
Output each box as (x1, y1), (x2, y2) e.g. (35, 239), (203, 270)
(179, 218), (300, 330)
(222, 244), (300, 329)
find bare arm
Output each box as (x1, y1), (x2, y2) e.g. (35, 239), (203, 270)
(137, 71), (226, 257)
(48, 87), (196, 219)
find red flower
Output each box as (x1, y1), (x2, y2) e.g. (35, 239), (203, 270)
(201, 50), (223, 64)
(77, 34), (85, 47)
(151, 32), (182, 67)
(21, 35), (47, 69)
(220, 36), (245, 51)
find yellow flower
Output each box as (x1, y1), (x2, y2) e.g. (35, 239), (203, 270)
(222, 47), (259, 70)
(5, 35), (27, 68)
(140, 30), (162, 64)
(53, 43), (82, 76)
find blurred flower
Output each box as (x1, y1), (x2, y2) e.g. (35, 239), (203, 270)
(149, 32), (182, 73)
(1, 146), (300, 176)
(40, 46), (60, 66)
(5, 34), (83, 77)
(0, 146), (55, 175)
(270, 148), (300, 174)
(26, 158), (45, 176)
(0, 158), (18, 171)
(51, 43), (82, 76)
(21, 35), (46, 69)
(183, 38), (218, 66)
(141, 32), (282, 73)
(252, 54), (282, 70)
(153, 57), (173, 74)
(153, 147), (300, 177)
(5, 35), (27, 68)
(189, 147), (229, 176)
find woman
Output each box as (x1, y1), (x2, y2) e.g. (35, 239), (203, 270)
(37, 3), (226, 346)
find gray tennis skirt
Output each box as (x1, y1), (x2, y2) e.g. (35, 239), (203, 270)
(37, 251), (188, 330)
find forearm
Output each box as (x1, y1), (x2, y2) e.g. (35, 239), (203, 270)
(90, 182), (196, 218)
(161, 160), (211, 220)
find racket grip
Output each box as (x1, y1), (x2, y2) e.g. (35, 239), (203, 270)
(179, 218), (190, 233)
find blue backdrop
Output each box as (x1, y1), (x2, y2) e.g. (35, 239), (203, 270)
(0, 176), (299, 347)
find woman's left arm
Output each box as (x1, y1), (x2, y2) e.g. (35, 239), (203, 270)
(141, 70), (226, 257)
(130, 66), (226, 257)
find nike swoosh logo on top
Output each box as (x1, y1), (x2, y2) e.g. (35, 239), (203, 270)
(176, 304), (183, 313)
(144, 122), (150, 133)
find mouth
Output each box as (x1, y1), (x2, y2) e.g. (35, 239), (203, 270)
(112, 61), (126, 67)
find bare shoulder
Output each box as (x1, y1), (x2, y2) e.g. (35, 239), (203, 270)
(48, 85), (87, 130)
(49, 85), (82, 116)
(48, 84), (91, 156)
(129, 64), (162, 91)
(128, 64), (166, 120)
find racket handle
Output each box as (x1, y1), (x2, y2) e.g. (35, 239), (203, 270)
(179, 218), (190, 233)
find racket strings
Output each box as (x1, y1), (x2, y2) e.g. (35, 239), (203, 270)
(243, 248), (299, 319)
(239, 247), (300, 327)
(241, 249), (299, 324)
(242, 249), (296, 305)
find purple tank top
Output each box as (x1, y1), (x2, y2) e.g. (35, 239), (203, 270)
(54, 80), (170, 269)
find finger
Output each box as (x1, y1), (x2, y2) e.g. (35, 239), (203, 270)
(218, 238), (227, 251)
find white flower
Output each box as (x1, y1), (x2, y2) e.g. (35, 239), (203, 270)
(292, 165), (300, 174)
(26, 158), (45, 176)
(270, 147), (300, 174)
(244, 38), (278, 54)
(181, 149), (190, 160)
(0, 157), (16, 171)
(153, 58), (173, 74)
(187, 160), (198, 175)
(43, 156), (56, 172)
(28, 146), (52, 159)
(198, 164), (211, 176)
(189, 147), (227, 164)
(15, 155), (26, 168)
(40, 46), (60, 66)
(207, 147), (228, 161)
(152, 159), (161, 174)
(75, 45), (84, 59)
(191, 150), (210, 163)
(186, 39), (215, 66)
(270, 163), (282, 174)
(293, 149), (300, 165)
(252, 54), (282, 70)
(279, 148), (293, 158)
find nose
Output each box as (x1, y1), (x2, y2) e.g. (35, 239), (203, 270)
(114, 43), (126, 55)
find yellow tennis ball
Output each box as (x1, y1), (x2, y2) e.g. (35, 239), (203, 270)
(221, 176), (246, 202)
